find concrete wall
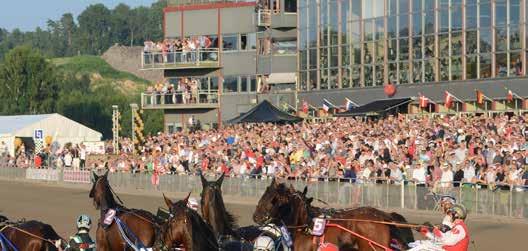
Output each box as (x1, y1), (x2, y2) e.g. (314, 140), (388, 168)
(164, 108), (219, 130)
(221, 7), (256, 34)
(222, 51), (257, 75)
(102, 45), (163, 83)
(165, 11), (181, 38)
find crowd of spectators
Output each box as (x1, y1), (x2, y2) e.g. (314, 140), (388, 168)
(0, 142), (87, 170)
(97, 114), (528, 192)
(143, 36), (218, 64)
(145, 78), (208, 105)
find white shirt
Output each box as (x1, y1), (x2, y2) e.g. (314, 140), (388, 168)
(80, 149), (86, 160)
(64, 153), (73, 167)
(440, 169), (454, 188)
(463, 166), (476, 183)
(412, 167), (427, 184)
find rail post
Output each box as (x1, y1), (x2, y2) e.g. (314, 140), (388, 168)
(400, 181), (405, 209)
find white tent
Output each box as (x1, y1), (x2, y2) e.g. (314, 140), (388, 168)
(0, 113), (102, 156)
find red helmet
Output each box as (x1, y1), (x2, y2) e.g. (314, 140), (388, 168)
(317, 242), (339, 251)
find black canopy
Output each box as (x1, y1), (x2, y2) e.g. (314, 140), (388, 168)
(336, 98), (412, 117)
(227, 100), (302, 124)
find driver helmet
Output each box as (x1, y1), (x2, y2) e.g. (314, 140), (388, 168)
(253, 236), (275, 251)
(76, 214), (92, 230)
(187, 197), (200, 211)
(260, 223), (282, 239)
(448, 204), (468, 220)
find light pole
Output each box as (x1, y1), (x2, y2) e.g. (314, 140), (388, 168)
(130, 103), (139, 154)
(112, 105), (120, 155)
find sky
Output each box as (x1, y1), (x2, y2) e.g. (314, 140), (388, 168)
(0, 0), (157, 32)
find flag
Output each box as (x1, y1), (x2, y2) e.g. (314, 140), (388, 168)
(322, 99), (334, 112)
(419, 95), (429, 108)
(507, 89), (514, 102)
(444, 91), (453, 108)
(345, 98), (358, 111)
(302, 100), (309, 113)
(476, 90), (485, 104)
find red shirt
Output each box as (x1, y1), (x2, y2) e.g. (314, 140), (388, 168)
(34, 155), (42, 168)
(256, 156), (264, 169)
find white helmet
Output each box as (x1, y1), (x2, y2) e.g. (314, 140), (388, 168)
(187, 197), (199, 211)
(260, 224), (282, 239)
(76, 214), (91, 230)
(253, 236), (275, 251)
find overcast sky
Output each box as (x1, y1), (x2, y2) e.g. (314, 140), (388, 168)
(0, 0), (157, 31)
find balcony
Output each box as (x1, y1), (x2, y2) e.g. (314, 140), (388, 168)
(141, 49), (221, 70)
(141, 91), (219, 110)
(257, 9), (272, 26)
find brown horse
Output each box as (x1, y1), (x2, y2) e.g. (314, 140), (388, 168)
(89, 170), (160, 250)
(0, 217), (65, 251)
(200, 173), (261, 242)
(160, 193), (220, 251)
(253, 179), (414, 251)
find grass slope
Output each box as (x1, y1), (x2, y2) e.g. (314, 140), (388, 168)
(52, 56), (148, 94)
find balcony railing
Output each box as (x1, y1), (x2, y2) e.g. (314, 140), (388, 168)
(141, 48), (220, 70)
(141, 91), (219, 109)
(257, 9), (272, 26)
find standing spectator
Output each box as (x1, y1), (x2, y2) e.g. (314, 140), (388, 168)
(80, 144), (86, 170)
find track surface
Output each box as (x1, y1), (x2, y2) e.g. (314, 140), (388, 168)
(0, 180), (525, 250)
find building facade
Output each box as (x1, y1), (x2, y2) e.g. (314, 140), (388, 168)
(142, 0), (528, 132)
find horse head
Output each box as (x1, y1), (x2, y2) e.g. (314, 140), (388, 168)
(253, 177), (295, 224)
(200, 173), (239, 236)
(88, 170), (114, 210)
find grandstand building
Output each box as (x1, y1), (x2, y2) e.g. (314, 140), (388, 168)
(142, 0), (528, 132)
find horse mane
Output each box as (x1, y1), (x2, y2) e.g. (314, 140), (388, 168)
(99, 176), (121, 210)
(203, 187), (239, 233)
(173, 199), (219, 250)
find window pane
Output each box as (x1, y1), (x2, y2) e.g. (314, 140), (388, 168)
(222, 35), (238, 51)
(309, 48), (317, 69)
(320, 47), (328, 68)
(510, 25), (522, 50)
(364, 65), (373, 86)
(479, 2), (491, 28)
(510, 0), (521, 25)
(424, 11), (435, 35)
(211, 77), (218, 90)
(375, 41), (384, 64)
(452, 7), (463, 31)
(439, 58), (449, 81)
(399, 38), (409, 60)
(439, 10), (449, 33)
(467, 55), (478, 79)
(439, 33), (449, 57)
(223, 76), (238, 92)
(241, 77), (248, 92)
(342, 67), (351, 88)
(495, 26), (507, 52)
(329, 68), (339, 89)
(399, 15), (409, 37)
(424, 60), (435, 82)
(466, 31), (478, 55)
(412, 60), (422, 83)
(451, 32), (463, 56)
(510, 52), (523, 76)
(250, 76), (257, 92)
(496, 53), (508, 77)
(375, 64), (384, 86)
(424, 35), (434, 59)
(352, 66), (361, 87)
(399, 62), (409, 84)
(365, 19), (375, 41)
(309, 70), (317, 90)
(389, 62), (397, 83)
(465, 4), (477, 29)
(388, 39), (398, 61)
(413, 0), (422, 13)
(412, 13), (422, 36)
(495, 1), (507, 26)
(479, 28), (492, 53)
(364, 42), (374, 64)
(300, 50), (308, 70)
(399, 0), (409, 14)
(330, 46), (339, 67)
(451, 57), (462, 80)
(479, 54), (492, 78)
(388, 0), (397, 16)
(413, 37), (422, 60)
(321, 68), (329, 89)
(351, 0), (362, 20)
(388, 16), (398, 38)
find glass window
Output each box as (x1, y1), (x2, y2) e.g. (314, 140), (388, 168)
(495, 26), (507, 52)
(424, 60), (435, 82)
(479, 54), (492, 78)
(241, 33), (257, 50)
(412, 60), (422, 83)
(222, 34), (238, 51)
(285, 0), (297, 13)
(341, 0), (350, 32)
(399, 15), (409, 37)
(439, 33), (449, 57)
(329, 68), (339, 89)
(309, 48), (317, 69)
(320, 47), (328, 68)
(424, 11), (435, 35)
(467, 55), (478, 79)
(375, 41), (384, 64)
(439, 58), (449, 81)
(309, 70), (318, 90)
(273, 40), (296, 55)
(452, 7), (463, 31)
(309, 0), (317, 25)
(496, 53), (508, 77)
(510, 0), (521, 25)
(412, 0), (422, 13)
(299, 71), (307, 91)
(388, 16), (398, 39)
(223, 76), (238, 93)
(412, 13), (422, 36)
(479, 28), (492, 53)
(249, 76), (257, 92)
(451, 32), (463, 56)
(388, 62), (397, 83)
(399, 62), (409, 84)
(321, 68), (329, 89)
(351, 0), (362, 20)
(211, 77), (219, 90)
(300, 50), (308, 71)
(241, 77), (248, 92)
(342, 67), (351, 88)
(413, 37), (422, 60)
(440, 0), (449, 9)
(364, 65), (373, 86)
(364, 19), (375, 41)
(399, 0), (409, 14)
(479, 2), (491, 28)
(466, 31), (478, 55)
(439, 10), (449, 33)
(451, 57), (462, 80)
(330, 46), (339, 67)
(375, 64), (384, 86)
(509, 25), (522, 50)
(399, 38), (409, 61)
(364, 42), (374, 64)
(351, 66), (361, 87)
(388, 39), (398, 61)
(321, 0), (328, 26)
(388, 0), (397, 16)
(375, 18), (384, 40)
(352, 43), (361, 64)
(424, 35), (434, 59)
(510, 52), (523, 76)
(495, 1), (507, 27)
(465, 4), (477, 29)
(342, 45), (350, 66)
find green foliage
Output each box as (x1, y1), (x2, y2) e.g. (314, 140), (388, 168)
(0, 46), (58, 114)
(0, 1), (166, 60)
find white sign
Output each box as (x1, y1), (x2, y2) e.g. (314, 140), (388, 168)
(34, 129), (44, 140)
(25, 168), (60, 181)
(83, 141), (106, 155)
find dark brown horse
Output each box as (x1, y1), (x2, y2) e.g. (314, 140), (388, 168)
(0, 217), (65, 251)
(160, 193), (220, 251)
(200, 173), (261, 242)
(253, 179), (414, 251)
(89, 170), (160, 250)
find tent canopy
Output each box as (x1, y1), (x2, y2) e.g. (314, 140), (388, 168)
(336, 98), (412, 117)
(227, 100), (302, 124)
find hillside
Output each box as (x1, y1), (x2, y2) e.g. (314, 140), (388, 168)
(52, 55), (149, 94)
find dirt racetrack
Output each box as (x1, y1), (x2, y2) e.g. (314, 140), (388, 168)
(0, 179), (525, 250)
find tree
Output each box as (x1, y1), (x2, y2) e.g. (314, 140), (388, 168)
(0, 46), (58, 114)
(77, 4), (113, 55)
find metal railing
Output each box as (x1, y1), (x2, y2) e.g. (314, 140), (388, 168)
(141, 48), (220, 69)
(141, 91), (219, 108)
(257, 9), (272, 26)
(1, 167), (527, 219)
(168, 0), (250, 6)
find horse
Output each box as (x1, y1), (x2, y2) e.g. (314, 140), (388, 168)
(89, 170), (161, 250)
(200, 173), (262, 242)
(160, 193), (220, 251)
(0, 217), (66, 251)
(253, 179), (414, 251)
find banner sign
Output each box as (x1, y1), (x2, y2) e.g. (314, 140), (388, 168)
(83, 141), (106, 155)
(63, 170), (91, 184)
(25, 168), (59, 181)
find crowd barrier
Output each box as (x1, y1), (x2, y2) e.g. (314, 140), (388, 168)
(1, 167), (527, 219)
